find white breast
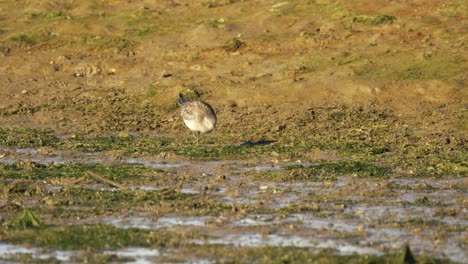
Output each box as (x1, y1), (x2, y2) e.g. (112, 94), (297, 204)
(183, 117), (215, 134)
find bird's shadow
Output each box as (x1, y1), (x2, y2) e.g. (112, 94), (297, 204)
(240, 139), (276, 147)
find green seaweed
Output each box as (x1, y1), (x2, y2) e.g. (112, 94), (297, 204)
(58, 134), (311, 159)
(61, 134), (173, 153)
(2, 224), (188, 250)
(353, 15), (396, 25)
(8, 208), (45, 229)
(9, 30), (56, 45)
(177, 245), (455, 264)
(256, 160), (390, 182)
(80, 35), (134, 50)
(353, 53), (465, 80)
(1, 226), (455, 263)
(287, 160), (391, 178)
(55, 187), (191, 208)
(0, 128), (58, 148)
(0, 162), (152, 181)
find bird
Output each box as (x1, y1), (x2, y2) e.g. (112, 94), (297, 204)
(178, 93), (217, 144)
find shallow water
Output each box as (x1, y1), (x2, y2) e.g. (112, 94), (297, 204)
(84, 209), (467, 262)
(0, 243), (161, 263)
(0, 148), (292, 173)
(1, 147), (467, 263)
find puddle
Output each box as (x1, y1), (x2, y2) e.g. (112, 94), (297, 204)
(220, 181), (318, 206)
(0, 243), (74, 262)
(314, 240), (382, 255)
(103, 216), (213, 229)
(196, 234), (381, 255)
(0, 243), (160, 263)
(128, 185), (201, 194)
(347, 203), (468, 225)
(199, 233), (315, 247)
(234, 163), (287, 173)
(12, 148), (38, 155)
(123, 157), (184, 169)
(0, 148), (186, 169)
(94, 211), (467, 263)
(103, 248), (160, 263)
(231, 215), (293, 227)
(1, 147), (466, 263)
(0, 148), (293, 173)
(101, 214), (301, 230)
(390, 178), (467, 189)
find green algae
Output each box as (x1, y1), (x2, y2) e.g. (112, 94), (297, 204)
(8, 208), (45, 229)
(257, 160), (391, 182)
(0, 126), (465, 179)
(3, 180), (45, 198)
(302, 160), (391, 177)
(395, 145), (468, 178)
(61, 134), (173, 153)
(177, 245), (455, 264)
(79, 35), (134, 51)
(0, 162), (152, 181)
(353, 52), (465, 81)
(9, 31), (56, 45)
(2, 223), (190, 250)
(3, 180), (252, 217)
(1, 230), (455, 263)
(1, 1), (194, 47)
(253, 168), (333, 182)
(0, 128), (58, 148)
(353, 15), (396, 25)
(54, 187), (191, 208)
(55, 134), (312, 159)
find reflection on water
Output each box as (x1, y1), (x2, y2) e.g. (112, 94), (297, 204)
(0, 243), (161, 263)
(1, 147), (466, 263)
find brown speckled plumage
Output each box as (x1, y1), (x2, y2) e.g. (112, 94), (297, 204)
(178, 94), (217, 143)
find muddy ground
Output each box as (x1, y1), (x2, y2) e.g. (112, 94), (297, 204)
(0, 0), (466, 263)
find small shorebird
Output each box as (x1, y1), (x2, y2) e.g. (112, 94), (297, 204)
(178, 93), (217, 144)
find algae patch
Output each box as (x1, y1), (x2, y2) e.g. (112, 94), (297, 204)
(300, 160), (391, 177)
(0, 128), (58, 148)
(258, 160), (391, 182)
(2, 224), (189, 250)
(9, 31), (56, 46)
(0, 162), (152, 181)
(8, 208), (45, 229)
(352, 15), (395, 25)
(352, 53), (465, 81)
(175, 245), (455, 264)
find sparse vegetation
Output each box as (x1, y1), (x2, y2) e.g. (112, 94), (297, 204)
(352, 15), (396, 25)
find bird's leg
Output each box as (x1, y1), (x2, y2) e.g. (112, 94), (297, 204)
(193, 131), (200, 145)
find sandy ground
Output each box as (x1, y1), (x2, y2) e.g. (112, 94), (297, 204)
(0, 0), (466, 136)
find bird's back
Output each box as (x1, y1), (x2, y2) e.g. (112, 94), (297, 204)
(179, 95), (217, 134)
